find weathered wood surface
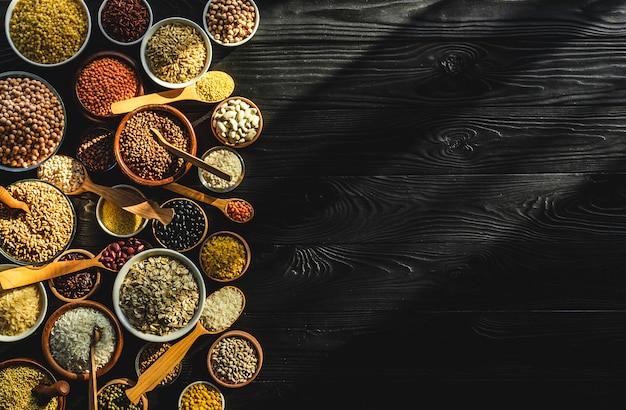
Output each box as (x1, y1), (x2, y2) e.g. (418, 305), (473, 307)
(2, 0), (626, 408)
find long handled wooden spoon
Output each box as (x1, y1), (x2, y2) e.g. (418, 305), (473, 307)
(150, 128), (232, 182)
(163, 182), (254, 223)
(88, 326), (102, 410)
(0, 185), (29, 214)
(111, 71), (234, 114)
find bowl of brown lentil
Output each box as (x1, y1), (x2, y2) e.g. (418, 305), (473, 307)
(203, 0), (260, 47)
(98, 0), (153, 46)
(114, 104), (198, 187)
(5, 0), (91, 67)
(199, 231), (251, 282)
(210, 96), (263, 148)
(140, 17), (212, 89)
(97, 378), (148, 410)
(0, 71), (67, 172)
(0, 358), (67, 410)
(179, 380), (224, 409)
(73, 51), (144, 123)
(48, 249), (101, 303)
(0, 266), (48, 342)
(207, 330), (263, 388)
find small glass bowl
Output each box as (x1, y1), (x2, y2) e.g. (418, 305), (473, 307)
(77, 126), (117, 173)
(96, 185), (149, 238)
(135, 342), (182, 387)
(98, 0), (153, 46)
(198, 146), (245, 193)
(179, 381), (224, 409)
(98, 378), (148, 410)
(48, 249), (101, 303)
(203, 0), (260, 47)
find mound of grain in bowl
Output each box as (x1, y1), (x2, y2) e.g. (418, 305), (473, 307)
(8, 0), (89, 65)
(206, 0), (257, 44)
(0, 365), (59, 410)
(0, 180), (74, 264)
(0, 285), (41, 336)
(200, 234), (247, 280)
(118, 110), (189, 181)
(195, 71), (235, 102)
(77, 128), (116, 172)
(210, 335), (258, 385)
(0, 75), (64, 169)
(118, 255), (200, 336)
(145, 21), (207, 84)
(201, 148), (243, 191)
(49, 306), (117, 374)
(200, 286), (244, 332)
(37, 155), (85, 193)
(100, 0), (151, 44)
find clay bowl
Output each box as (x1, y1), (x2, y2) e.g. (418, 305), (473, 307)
(114, 104), (197, 187)
(207, 330), (263, 388)
(198, 231), (251, 282)
(41, 300), (124, 381)
(97, 378), (148, 409)
(0, 357), (67, 410)
(47, 249), (102, 303)
(210, 96), (263, 148)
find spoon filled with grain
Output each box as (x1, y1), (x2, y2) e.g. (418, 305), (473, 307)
(0, 185), (30, 214)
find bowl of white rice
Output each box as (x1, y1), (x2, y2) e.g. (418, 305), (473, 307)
(0, 264), (47, 342)
(41, 300), (123, 381)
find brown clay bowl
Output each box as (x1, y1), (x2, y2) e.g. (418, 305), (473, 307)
(97, 378), (148, 409)
(114, 104), (197, 186)
(48, 249), (102, 303)
(198, 231), (251, 282)
(207, 330), (263, 388)
(41, 300), (124, 381)
(0, 357), (67, 409)
(210, 96), (263, 148)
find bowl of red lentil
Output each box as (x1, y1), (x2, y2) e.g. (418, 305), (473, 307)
(114, 104), (198, 187)
(48, 249), (101, 303)
(77, 127), (117, 173)
(203, 0), (260, 47)
(5, 0), (91, 67)
(0, 71), (67, 172)
(73, 51), (144, 123)
(140, 17), (212, 89)
(179, 380), (224, 409)
(98, 0), (153, 46)
(199, 231), (251, 282)
(210, 96), (263, 148)
(0, 358), (67, 410)
(207, 330), (263, 388)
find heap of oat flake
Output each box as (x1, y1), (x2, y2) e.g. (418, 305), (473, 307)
(200, 286), (244, 332)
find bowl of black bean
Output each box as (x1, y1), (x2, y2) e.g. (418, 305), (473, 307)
(152, 198), (209, 252)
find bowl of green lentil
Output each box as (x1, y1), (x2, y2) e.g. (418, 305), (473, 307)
(0, 71), (67, 172)
(6, 0), (91, 67)
(0, 358), (67, 410)
(97, 378), (148, 410)
(179, 380), (224, 410)
(199, 231), (251, 282)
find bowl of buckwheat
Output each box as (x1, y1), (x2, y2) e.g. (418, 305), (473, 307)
(112, 248), (206, 342)
(203, 0), (259, 46)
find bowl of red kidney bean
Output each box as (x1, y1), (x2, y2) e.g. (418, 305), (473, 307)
(48, 249), (102, 303)
(99, 238), (151, 272)
(152, 198), (209, 252)
(114, 104), (197, 187)
(73, 51), (144, 123)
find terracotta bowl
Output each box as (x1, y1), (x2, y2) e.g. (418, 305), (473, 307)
(210, 96), (263, 148)
(0, 357), (67, 410)
(48, 249), (101, 303)
(207, 330), (263, 388)
(114, 104), (197, 187)
(97, 378), (148, 410)
(41, 300), (124, 381)
(198, 231), (251, 282)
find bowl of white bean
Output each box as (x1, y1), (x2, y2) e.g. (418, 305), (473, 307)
(210, 96), (263, 148)
(203, 0), (260, 46)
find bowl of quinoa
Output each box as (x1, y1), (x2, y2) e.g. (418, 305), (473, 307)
(0, 179), (76, 266)
(0, 72), (67, 172)
(0, 358), (66, 410)
(6, 0), (91, 67)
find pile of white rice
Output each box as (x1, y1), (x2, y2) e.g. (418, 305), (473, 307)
(200, 286), (244, 332)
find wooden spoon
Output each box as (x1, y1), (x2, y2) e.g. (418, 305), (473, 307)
(150, 128), (232, 181)
(32, 380), (71, 406)
(163, 182), (254, 223)
(0, 185), (29, 213)
(67, 162), (174, 226)
(111, 71), (234, 114)
(89, 327), (102, 410)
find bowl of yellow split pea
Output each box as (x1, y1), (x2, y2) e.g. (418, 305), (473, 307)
(6, 0), (91, 67)
(96, 185), (149, 238)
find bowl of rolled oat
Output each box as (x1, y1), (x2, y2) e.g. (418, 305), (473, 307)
(140, 17), (212, 89)
(112, 248), (206, 342)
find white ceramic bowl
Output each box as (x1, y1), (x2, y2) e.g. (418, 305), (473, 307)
(113, 248), (206, 342)
(0, 265), (48, 342)
(140, 17), (212, 89)
(179, 381), (224, 410)
(96, 184), (149, 238)
(98, 0), (153, 46)
(203, 0), (259, 47)
(5, 0), (91, 67)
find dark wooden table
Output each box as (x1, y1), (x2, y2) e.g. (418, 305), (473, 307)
(3, 0), (626, 408)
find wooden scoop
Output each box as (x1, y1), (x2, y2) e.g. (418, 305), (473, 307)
(67, 162), (174, 226)
(88, 326), (102, 410)
(0, 185), (29, 213)
(150, 128), (232, 182)
(32, 380), (70, 406)
(163, 182), (254, 223)
(111, 71), (234, 114)
(0, 249), (112, 290)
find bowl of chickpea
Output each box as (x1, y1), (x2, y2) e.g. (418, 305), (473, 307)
(203, 0), (260, 46)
